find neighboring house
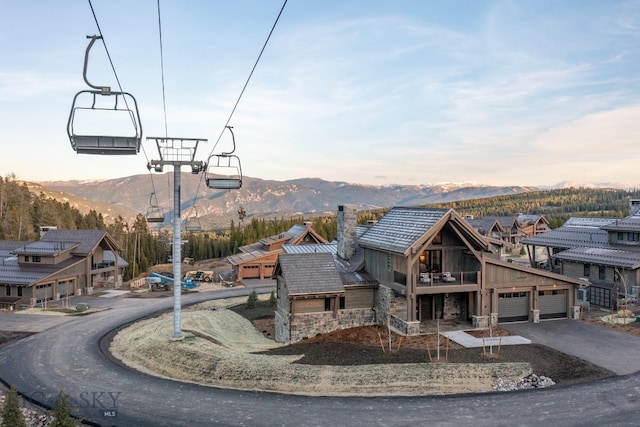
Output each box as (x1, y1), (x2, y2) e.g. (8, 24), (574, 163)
(483, 216), (526, 245)
(226, 222), (327, 281)
(477, 214), (549, 246)
(522, 206), (640, 310)
(466, 217), (505, 241)
(0, 229), (127, 309)
(517, 214), (549, 238)
(274, 205), (582, 343)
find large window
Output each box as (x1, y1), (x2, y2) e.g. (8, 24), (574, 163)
(425, 250), (442, 273)
(590, 286), (611, 308)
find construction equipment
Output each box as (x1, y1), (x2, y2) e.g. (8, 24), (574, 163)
(148, 272), (198, 290)
(184, 270), (214, 282)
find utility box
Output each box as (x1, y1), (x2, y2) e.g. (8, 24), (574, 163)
(532, 309), (540, 323)
(76, 303), (90, 312)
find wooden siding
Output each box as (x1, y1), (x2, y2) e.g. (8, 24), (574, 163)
(485, 263), (570, 289)
(364, 250), (396, 285)
(293, 298), (325, 314)
(346, 287), (374, 309)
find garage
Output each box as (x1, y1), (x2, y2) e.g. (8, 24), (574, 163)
(539, 289), (567, 319)
(498, 291), (529, 322)
(58, 279), (75, 298)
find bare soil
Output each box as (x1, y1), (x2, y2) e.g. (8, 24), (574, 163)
(247, 305), (614, 385)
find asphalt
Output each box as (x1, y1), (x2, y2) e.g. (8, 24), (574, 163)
(501, 319), (640, 375)
(2, 288), (640, 426)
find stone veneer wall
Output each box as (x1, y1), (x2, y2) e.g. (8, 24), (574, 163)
(376, 286), (408, 321)
(377, 285), (421, 336)
(275, 310), (289, 343)
(288, 309), (376, 343)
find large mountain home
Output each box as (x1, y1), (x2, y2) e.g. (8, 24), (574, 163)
(0, 229), (127, 309)
(226, 222), (327, 281)
(522, 202), (640, 310)
(274, 205), (581, 343)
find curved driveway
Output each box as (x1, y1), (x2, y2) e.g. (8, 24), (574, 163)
(1, 289), (640, 426)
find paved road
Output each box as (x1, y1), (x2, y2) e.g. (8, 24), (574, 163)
(1, 290), (640, 426)
(501, 319), (640, 375)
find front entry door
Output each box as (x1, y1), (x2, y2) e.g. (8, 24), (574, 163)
(419, 295), (433, 321)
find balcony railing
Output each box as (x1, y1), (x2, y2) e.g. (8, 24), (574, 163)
(92, 261), (116, 270)
(417, 271), (478, 286)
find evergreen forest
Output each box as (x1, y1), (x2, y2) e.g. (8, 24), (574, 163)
(2, 174), (639, 281)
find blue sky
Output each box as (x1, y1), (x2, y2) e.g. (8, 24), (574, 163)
(1, 0), (640, 187)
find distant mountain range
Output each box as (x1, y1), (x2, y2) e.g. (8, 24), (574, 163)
(30, 174), (541, 229)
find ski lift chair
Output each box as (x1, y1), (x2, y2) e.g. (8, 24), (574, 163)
(205, 126), (243, 190)
(67, 35), (142, 155)
(205, 154), (243, 189)
(146, 193), (165, 223)
(146, 206), (165, 223)
(185, 215), (201, 232)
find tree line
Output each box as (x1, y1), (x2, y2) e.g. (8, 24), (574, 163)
(3, 173), (640, 280)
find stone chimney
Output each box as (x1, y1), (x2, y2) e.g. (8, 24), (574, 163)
(337, 204), (357, 260)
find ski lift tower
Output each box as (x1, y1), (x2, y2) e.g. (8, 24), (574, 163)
(147, 137), (206, 339)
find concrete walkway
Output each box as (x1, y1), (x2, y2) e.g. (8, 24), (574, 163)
(442, 330), (531, 348)
(501, 319), (640, 375)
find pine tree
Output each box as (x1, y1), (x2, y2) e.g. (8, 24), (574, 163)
(1, 384), (27, 427)
(269, 290), (277, 306)
(246, 290), (258, 309)
(49, 390), (77, 427)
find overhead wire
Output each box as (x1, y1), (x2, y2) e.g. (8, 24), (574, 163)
(156, 0), (172, 212)
(88, 0), (288, 226)
(190, 0), (289, 212)
(86, 0), (161, 213)
(206, 0), (288, 158)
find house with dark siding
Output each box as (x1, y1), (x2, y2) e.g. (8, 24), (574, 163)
(274, 205), (582, 344)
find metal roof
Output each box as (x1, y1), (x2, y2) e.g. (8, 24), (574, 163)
(282, 243), (337, 254)
(12, 241), (78, 256)
(40, 230), (110, 255)
(521, 226), (609, 249)
(277, 253), (344, 295)
(0, 241), (29, 251)
(601, 217), (640, 232)
(358, 207), (449, 254)
(483, 216), (518, 228)
(466, 218), (503, 236)
(554, 247), (640, 269)
(226, 249), (278, 265)
(563, 217), (617, 228)
(0, 258), (80, 285)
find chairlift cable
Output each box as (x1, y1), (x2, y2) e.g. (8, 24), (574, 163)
(86, 0), (137, 134)
(156, 0), (170, 139)
(190, 0), (288, 213)
(205, 0), (288, 158)
(86, 0), (163, 217)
